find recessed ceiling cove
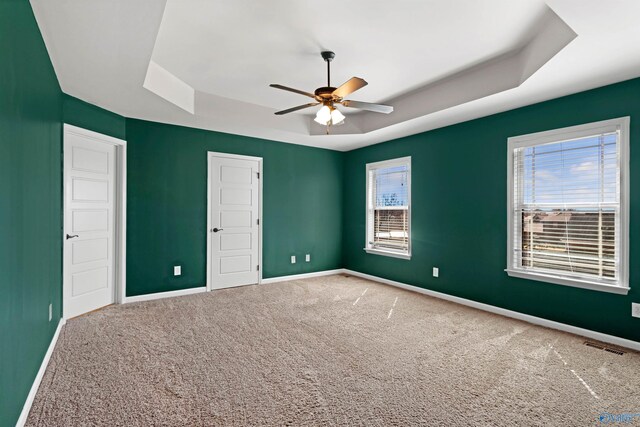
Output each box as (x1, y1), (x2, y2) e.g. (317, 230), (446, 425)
(147, 2), (575, 135)
(31, 0), (640, 151)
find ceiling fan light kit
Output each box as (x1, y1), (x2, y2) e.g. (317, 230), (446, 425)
(270, 51), (393, 133)
(314, 104), (345, 126)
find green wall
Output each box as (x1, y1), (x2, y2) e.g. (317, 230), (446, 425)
(125, 119), (343, 296)
(0, 1), (62, 425)
(62, 94), (126, 140)
(3, 1), (640, 424)
(343, 77), (640, 342)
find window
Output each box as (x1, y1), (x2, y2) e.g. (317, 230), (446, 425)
(365, 157), (411, 259)
(507, 118), (629, 294)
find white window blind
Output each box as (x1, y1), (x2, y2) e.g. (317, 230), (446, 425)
(366, 158), (411, 258)
(507, 118), (629, 292)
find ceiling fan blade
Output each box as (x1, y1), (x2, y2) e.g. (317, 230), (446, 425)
(341, 100), (393, 114)
(332, 77), (368, 99)
(274, 102), (320, 115)
(270, 84), (317, 99)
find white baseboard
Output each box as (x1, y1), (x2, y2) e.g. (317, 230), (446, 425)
(16, 317), (66, 427)
(124, 286), (207, 303)
(344, 269), (640, 352)
(261, 269), (346, 284)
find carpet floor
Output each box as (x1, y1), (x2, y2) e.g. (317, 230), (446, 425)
(27, 275), (640, 426)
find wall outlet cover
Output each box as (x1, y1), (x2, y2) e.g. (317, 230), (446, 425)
(48, 303), (52, 322)
(632, 303), (640, 318)
(291, 255), (296, 264)
(174, 265), (182, 276)
(305, 254), (311, 262)
(433, 267), (439, 278)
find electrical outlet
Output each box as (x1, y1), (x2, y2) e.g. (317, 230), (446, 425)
(632, 303), (640, 318)
(433, 267), (439, 278)
(291, 255), (296, 264)
(174, 265), (182, 276)
(305, 254), (311, 262)
(48, 303), (52, 322)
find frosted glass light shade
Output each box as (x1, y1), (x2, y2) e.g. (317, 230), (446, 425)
(331, 108), (345, 125)
(314, 105), (332, 125)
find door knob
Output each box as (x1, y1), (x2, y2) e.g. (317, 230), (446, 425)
(66, 234), (79, 240)
(212, 228), (223, 233)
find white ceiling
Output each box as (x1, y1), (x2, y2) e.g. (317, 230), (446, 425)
(31, 0), (640, 151)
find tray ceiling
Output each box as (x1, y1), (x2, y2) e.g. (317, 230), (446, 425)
(31, 0), (640, 151)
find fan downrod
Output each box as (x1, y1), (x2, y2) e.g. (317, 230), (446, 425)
(319, 51), (336, 95)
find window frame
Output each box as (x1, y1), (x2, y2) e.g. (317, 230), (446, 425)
(364, 156), (412, 260)
(506, 117), (630, 295)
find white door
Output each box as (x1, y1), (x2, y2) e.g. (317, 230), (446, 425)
(63, 129), (116, 318)
(209, 154), (261, 289)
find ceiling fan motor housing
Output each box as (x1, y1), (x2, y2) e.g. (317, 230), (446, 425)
(314, 86), (338, 101)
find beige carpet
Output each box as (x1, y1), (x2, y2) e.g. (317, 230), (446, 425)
(27, 275), (640, 426)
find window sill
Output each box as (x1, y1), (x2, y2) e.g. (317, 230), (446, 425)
(364, 248), (411, 260)
(505, 269), (629, 295)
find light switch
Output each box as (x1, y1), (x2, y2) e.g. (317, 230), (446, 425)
(305, 254), (311, 262)
(174, 265), (182, 276)
(291, 255), (296, 264)
(433, 267), (439, 278)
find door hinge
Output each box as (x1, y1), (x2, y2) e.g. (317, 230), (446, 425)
(256, 172), (260, 179)
(256, 265), (260, 271)
(257, 219), (259, 225)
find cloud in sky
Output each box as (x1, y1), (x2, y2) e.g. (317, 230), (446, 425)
(570, 161), (597, 174)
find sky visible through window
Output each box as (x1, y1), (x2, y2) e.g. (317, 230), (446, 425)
(512, 127), (623, 283)
(522, 133), (617, 206)
(375, 165), (408, 207)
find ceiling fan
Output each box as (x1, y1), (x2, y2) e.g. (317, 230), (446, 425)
(270, 51), (393, 129)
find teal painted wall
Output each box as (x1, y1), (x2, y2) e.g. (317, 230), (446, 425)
(4, 1), (640, 424)
(62, 94), (126, 140)
(0, 1), (62, 426)
(343, 77), (640, 342)
(125, 119), (343, 296)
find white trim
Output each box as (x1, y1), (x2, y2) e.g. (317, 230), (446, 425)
(365, 156), (412, 259)
(64, 123), (126, 146)
(124, 286), (207, 304)
(506, 117), (630, 292)
(508, 119), (624, 148)
(505, 269), (629, 295)
(364, 248), (411, 260)
(206, 152), (263, 291)
(63, 124), (128, 306)
(261, 269), (346, 284)
(365, 156), (411, 170)
(206, 155), (212, 291)
(343, 269), (640, 352)
(620, 117), (631, 292)
(16, 318), (66, 427)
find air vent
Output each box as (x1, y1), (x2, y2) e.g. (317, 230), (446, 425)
(584, 341), (604, 350)
(584, 341), (625, 355)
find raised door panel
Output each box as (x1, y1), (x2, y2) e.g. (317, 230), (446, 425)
(63, 127), (117, 319)
(210, 155), (260, 289)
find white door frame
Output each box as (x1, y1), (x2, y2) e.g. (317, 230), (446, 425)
(206, 151), (263, 291)
(63, 124), (127, 315)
